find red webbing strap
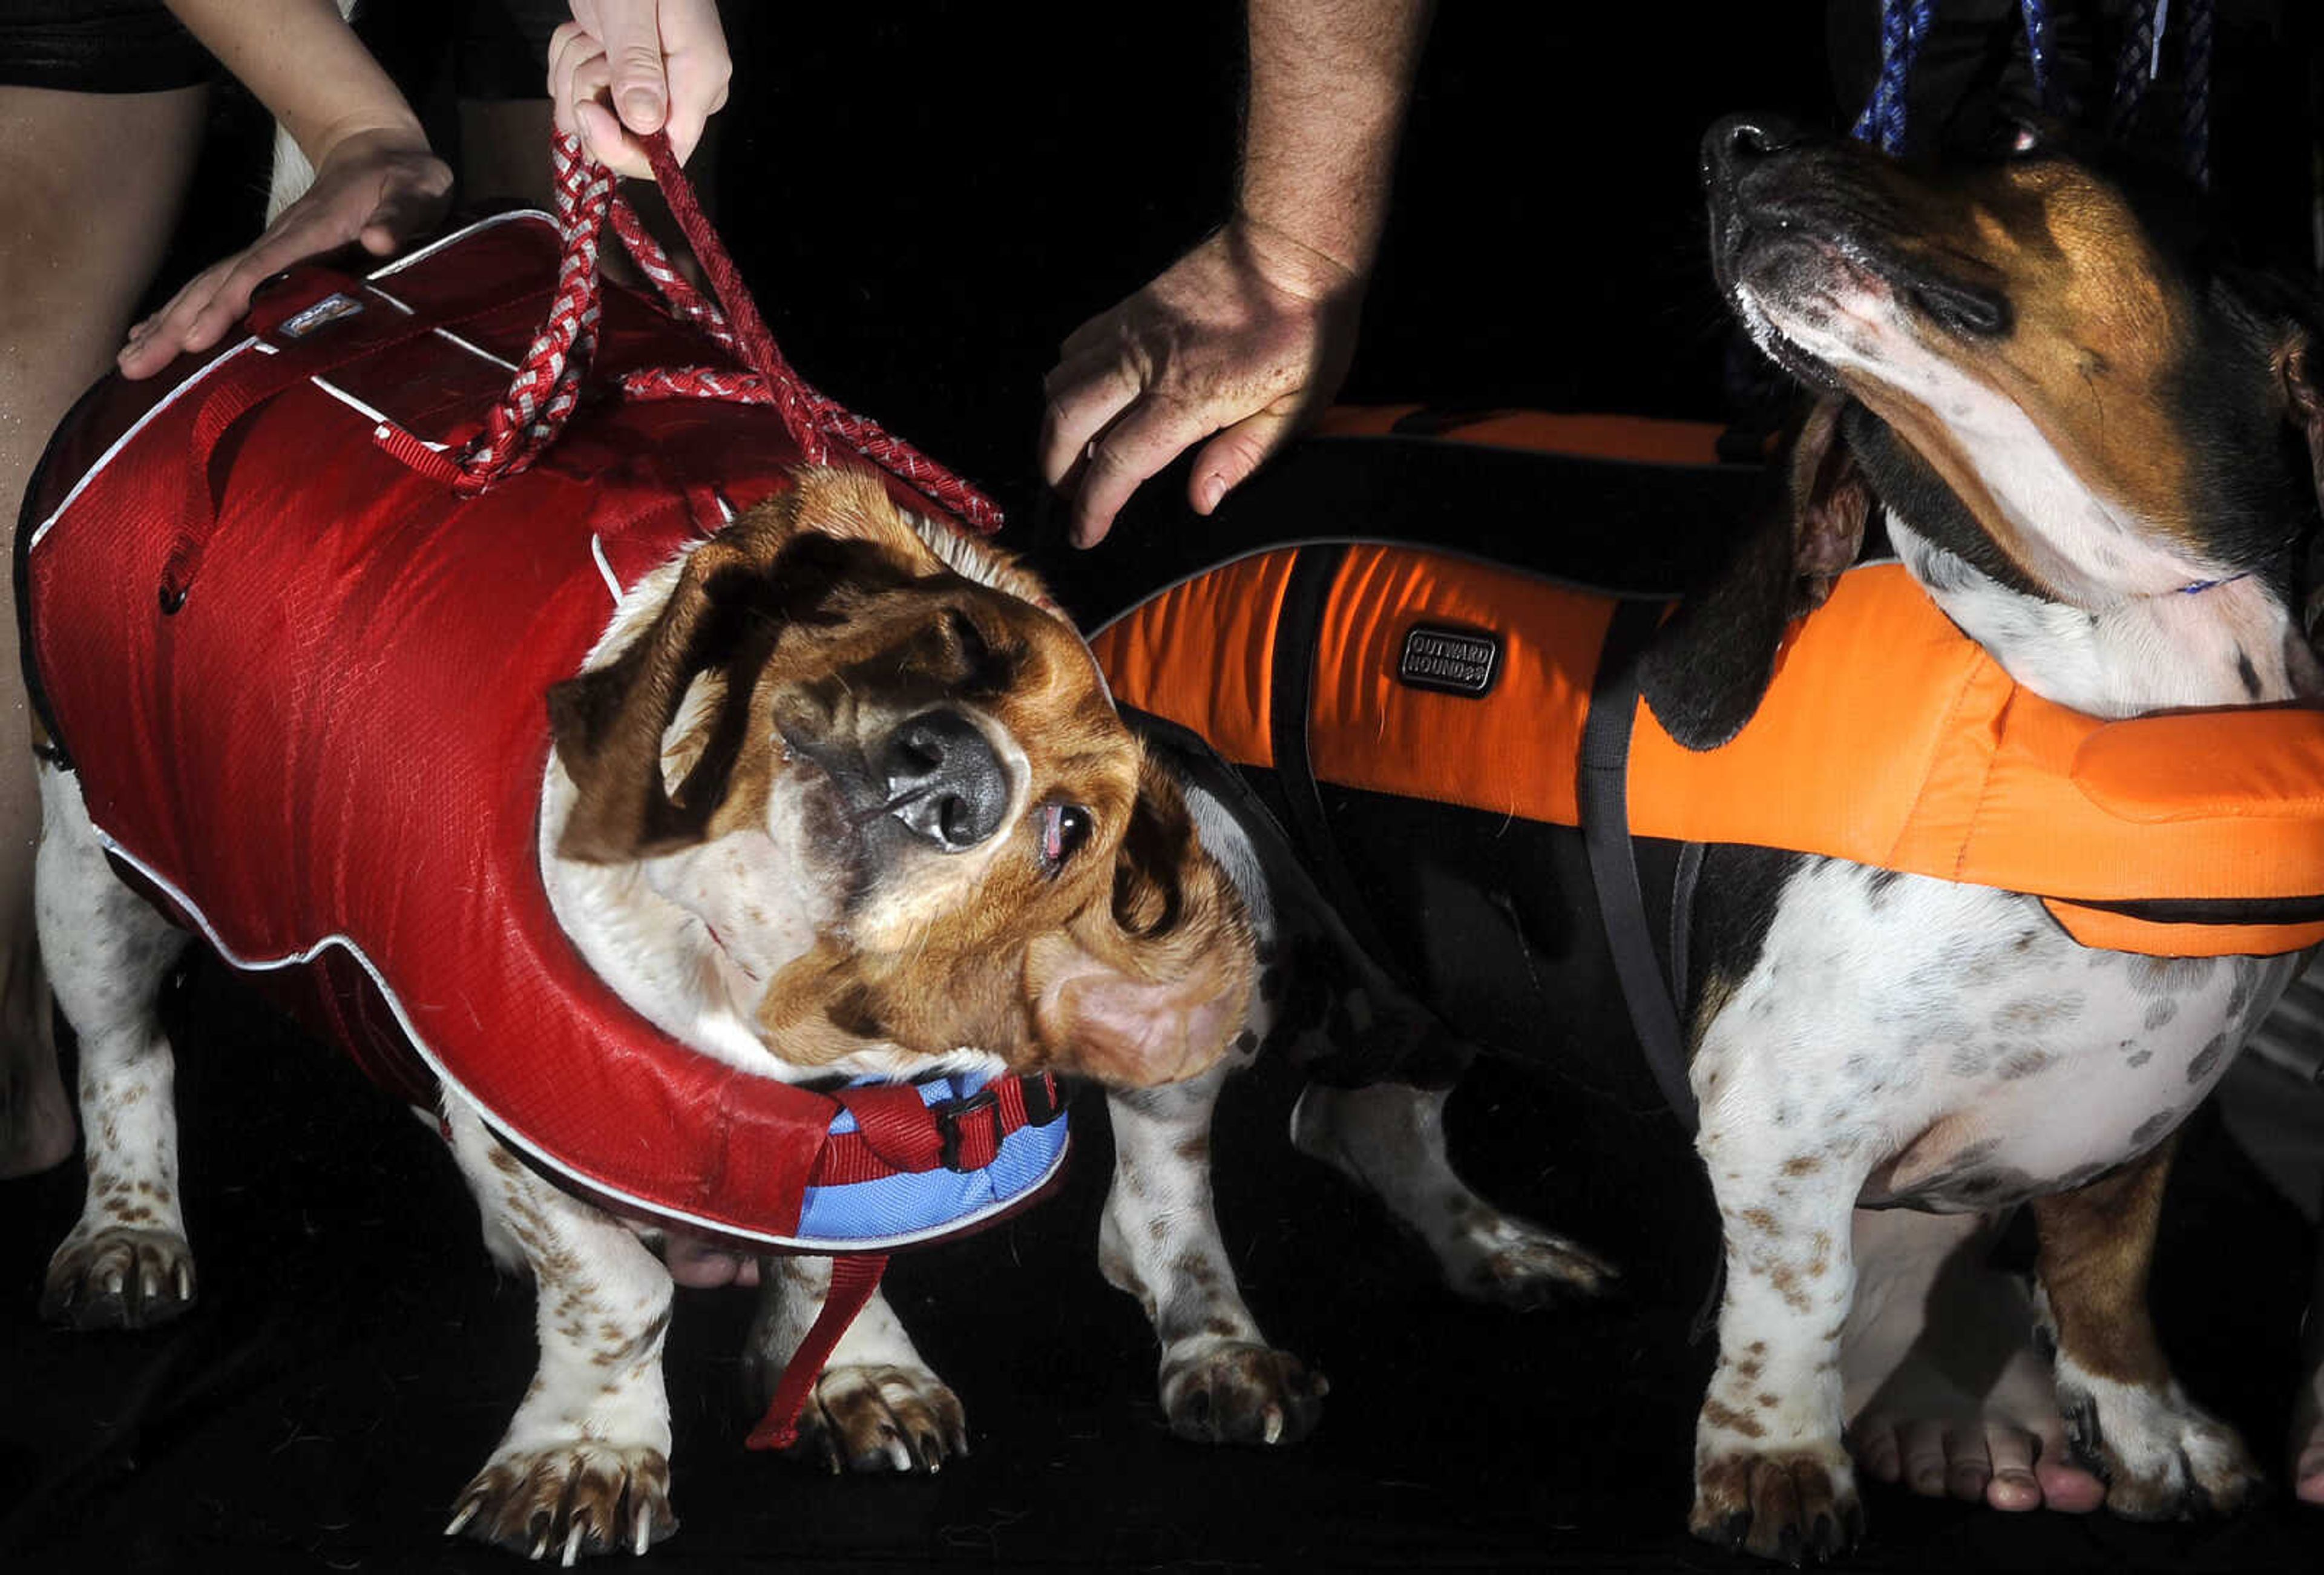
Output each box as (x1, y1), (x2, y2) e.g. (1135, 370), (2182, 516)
(744, 1252), (889, 1451)
(453, 130), (1003, 534)
(159, 277), (541, 605)
(810, 1074), (1048, 1186)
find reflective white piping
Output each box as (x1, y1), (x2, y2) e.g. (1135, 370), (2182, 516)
(431, 327), (518, 371)
(308, 376), (448, 452)
(87, 823), (1023, 1251)
(364, 284), (416, 316)
(590, 534), (623, 603)
(369, 209), (553, 280)
(28, 336), (260, 551)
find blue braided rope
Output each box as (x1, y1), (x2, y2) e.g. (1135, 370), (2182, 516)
(2019, 0), (2056, 114)
(1852, 0), (1935, 153)
(2109, 0), (2158, 139)
(2179, 0), (2213, 188)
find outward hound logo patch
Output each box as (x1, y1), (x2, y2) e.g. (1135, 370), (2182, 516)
(1398, 625), (1499, 696)
(280, 293), (364, 338)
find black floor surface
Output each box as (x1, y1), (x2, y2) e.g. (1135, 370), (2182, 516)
(9, 4), (2324, 1570)
(2, 961), (2321, 1572)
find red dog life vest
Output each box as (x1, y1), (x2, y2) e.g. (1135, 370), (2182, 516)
(1093, 542), (2324, 958)
(21, 212), (1068, 1272)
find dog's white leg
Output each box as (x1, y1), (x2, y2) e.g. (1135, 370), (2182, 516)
(744, 1257), (968, 1473)
(1289, 1080), (1618, 1307)
(1687, 1086), (1866, 1561)
(441, 1100), (678, 1562)
(36, 764), (196, 1328)
(1101, 1056), (1327, 1445)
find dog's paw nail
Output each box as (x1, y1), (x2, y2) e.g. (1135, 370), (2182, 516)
(1262, 1405), (1284, 1445)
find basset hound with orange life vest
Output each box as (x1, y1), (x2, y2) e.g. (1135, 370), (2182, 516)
(33, 462), (1255, 1560)
(1022, 116), (2324, 1560)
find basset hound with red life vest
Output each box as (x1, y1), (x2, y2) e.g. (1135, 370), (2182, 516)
(1031, 117), (2324, 1560)
(36, 465), (1253, 1560)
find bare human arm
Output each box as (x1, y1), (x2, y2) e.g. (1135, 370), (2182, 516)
(1040, 0), (1433, 547)
(119, 0), (450, 378)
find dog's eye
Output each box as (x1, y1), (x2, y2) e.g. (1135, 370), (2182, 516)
(2003, 120), (2041, 159)
(1039, 803), (1092, 872)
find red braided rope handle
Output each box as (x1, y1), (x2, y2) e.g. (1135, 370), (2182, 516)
(456, 131), (1003, 535)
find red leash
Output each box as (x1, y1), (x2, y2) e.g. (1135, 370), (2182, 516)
(454, 130), (1003, 533)
(159, 129), (1000, 613)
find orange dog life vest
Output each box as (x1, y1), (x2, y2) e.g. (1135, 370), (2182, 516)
(1091, 543), (2324, 959)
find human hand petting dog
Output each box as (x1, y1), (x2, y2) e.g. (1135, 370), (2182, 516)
(120, 0), (450, 380)
(1040, 220), (1365, 549)
(117, 128), (450, 380)
(551, 0), (731, 178)
(1040, 0), (1431, 547)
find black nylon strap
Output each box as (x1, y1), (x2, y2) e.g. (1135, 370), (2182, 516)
(1580, 599), (1699, 1132)
(1669, 838), (1705, 1011)
(1268, 545), (1404, 969)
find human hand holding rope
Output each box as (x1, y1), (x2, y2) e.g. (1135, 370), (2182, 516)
(551, 0), (731, 179)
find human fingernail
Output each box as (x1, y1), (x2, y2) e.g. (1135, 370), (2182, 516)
(620, 87), (665, 130)
(1196, 475), (1227, 513)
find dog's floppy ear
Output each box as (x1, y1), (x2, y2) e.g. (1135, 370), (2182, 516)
(1639, 398), (1869, 750)
(1028, 749), (1253, 1087)
(548, 528), (784, 863)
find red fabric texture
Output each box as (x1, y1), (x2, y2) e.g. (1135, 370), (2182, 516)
(24, 214), (979, 1240)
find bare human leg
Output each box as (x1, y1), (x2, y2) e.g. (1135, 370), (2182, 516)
(0, 83), (208, 1177)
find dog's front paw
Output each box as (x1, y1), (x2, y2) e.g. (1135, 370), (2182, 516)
(1161, 1340), (1328, 1446)
(1690, 1445), (1863, 1563)
(447, 1442), (674, 1562)
(788, 1363), (967, 1474)
(41, 1226), (195, 1329)
(2056, 1371), (2264, 1519)
(1442, 1213), (1621, 1310)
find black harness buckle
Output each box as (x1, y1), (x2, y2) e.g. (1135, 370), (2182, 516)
(935, 1087), (1003, 1172)
(1019, 1072), (1068, 1126)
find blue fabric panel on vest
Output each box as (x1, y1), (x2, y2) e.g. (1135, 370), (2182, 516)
(794, 1073), (1069, 1248)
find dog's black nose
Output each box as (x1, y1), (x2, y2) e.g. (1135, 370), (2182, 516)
(1702, 114), (1804, 189)
(877, 709), (1010, 851)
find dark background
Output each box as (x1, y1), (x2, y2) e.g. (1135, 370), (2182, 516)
(6, 3), (2324, 1571)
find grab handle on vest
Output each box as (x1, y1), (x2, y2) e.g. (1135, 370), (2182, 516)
(157, 270), (560, 611)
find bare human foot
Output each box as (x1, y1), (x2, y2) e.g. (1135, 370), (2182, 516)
(1843, 1207), (2106, 1514)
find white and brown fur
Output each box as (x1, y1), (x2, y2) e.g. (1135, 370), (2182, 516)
(34, 467), (1255, 1560)
(987, 116), (2324, 1561)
